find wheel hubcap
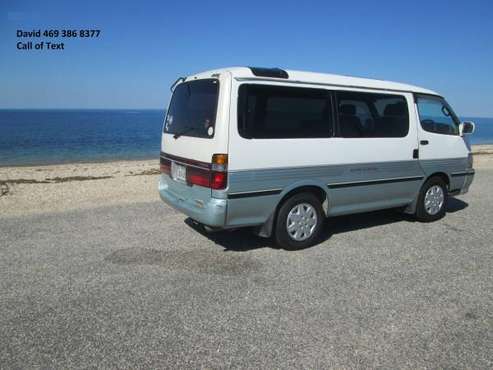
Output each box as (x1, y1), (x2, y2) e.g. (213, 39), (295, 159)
(286, 203), (318, 241)
(424, 185), (444, 215)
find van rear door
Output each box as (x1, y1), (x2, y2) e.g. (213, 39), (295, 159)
(160, 76), (229, 195)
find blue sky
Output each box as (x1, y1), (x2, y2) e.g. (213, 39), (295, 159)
(1, 0), (492, 116)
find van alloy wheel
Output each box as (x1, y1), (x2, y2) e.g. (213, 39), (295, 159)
(415, 176), (447, 222)
(286, 203), (318, 241)
(424, 185), (444, 215)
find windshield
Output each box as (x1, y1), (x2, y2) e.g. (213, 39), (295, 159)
(163, 79), (219, 138)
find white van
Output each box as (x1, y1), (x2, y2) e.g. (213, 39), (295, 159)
(159, 67), (475, 249)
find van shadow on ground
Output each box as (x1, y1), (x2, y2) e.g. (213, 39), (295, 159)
(184, 197), (468, 252)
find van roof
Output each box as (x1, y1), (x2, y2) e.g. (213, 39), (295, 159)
(187, 67), (440, 96)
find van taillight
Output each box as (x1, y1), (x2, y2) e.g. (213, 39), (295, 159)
(184, 153), (228, 189)
(186, 168), (227, 189)
(211, 171), (227, 189)
(211, 153), (228, 189)
(186, 166), (211, 187)
(160, 158), (171, 175)
(162, 153), (228, 190)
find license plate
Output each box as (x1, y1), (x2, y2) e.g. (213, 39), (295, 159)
(171, 162), (186, 182)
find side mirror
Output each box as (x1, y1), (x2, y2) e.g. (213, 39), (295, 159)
(460, 121), (475, 136)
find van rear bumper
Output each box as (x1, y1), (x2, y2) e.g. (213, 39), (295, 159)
(159, 177), (227, 227)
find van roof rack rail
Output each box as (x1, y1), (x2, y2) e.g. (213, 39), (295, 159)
(248, 67), (289, 79)
(170, 76), (186, 92)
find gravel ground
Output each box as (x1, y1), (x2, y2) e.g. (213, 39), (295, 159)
(0, 159), (159, 217)
(0, 170), (492, 369)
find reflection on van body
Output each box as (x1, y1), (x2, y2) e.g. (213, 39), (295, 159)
(159, 67), (474, 249)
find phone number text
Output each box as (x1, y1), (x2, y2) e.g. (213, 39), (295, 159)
(17, 29), (101, 38)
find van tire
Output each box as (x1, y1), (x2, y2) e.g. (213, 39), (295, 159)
(415, 176), (448, 222)
(274, 193), (324, 250)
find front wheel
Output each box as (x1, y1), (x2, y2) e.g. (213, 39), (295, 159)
(274, 193), (324, 250)
(415, 176), (448, 222)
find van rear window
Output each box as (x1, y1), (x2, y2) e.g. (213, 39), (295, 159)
(164, 79), (219, 138)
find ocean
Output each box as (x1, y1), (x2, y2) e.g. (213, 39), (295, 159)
(0, 109), (492, 166)
(0, 109), (165, 166)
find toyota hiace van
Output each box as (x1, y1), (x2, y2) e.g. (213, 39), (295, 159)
(159, 67), (475, 249)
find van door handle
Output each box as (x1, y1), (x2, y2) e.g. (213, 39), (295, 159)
(420, 140), (429, 145)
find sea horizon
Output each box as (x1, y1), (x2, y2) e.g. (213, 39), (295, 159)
(1, 107), (492, 119)
(0, 109), (492, 167)
(0, 108), (164, 110)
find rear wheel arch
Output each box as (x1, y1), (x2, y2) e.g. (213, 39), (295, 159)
(425, 172), (450, 191)
(253, 184), (329, 238)
(277, 185), (329, 217)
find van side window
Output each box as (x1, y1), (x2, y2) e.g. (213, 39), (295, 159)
(336, 91), (409, 138)
(416, 95), (459, 135)
(238, 84), (333, 139)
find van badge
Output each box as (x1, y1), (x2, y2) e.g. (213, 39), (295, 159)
(350, 167), (378, 172)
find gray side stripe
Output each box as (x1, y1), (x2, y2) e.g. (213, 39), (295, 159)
(328, 176), (424, 189)
(228, 176), (425, 199)
(228, 188), (282, 199)
(229, 159), (418, 175)
(451, 170), (475, 177)
(227, 158), (467, 195)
